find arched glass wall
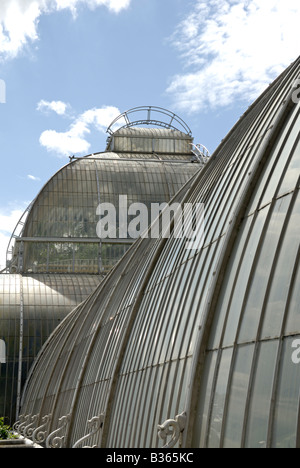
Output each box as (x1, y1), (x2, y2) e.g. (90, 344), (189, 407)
(192, 103), (300, 449)
(1, 119), (201, 425)
(18, 62), (300, 448)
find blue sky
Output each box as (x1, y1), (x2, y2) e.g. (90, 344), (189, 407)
(0, 0), (300, 268)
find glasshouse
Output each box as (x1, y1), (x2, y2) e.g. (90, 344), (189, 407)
(0, 107), (202, 424)
(15, 58), (300, 448)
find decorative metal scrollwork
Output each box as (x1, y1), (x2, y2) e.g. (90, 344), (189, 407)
(13, 415), (24, 434)
(32, 414), (52, 445)
(24, 414), (39, 438)
(18, 414), (30, 436)
(158, 412), (187, 448)
(73, 414), (105, 448)
(46, 414), (71, 448)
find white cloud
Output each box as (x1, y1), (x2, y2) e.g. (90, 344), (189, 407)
(0, 0), (42, 59)
(168, 0), (300, 111)
(56, 0), (131, 15)
(37, 100), (69, 115)
(27, 174), (41, 181)
(39, 129), (91, 156)
(0, 0), (131, 59)
(0, 208), (24, 234)
(0, 208), (25, 270)
(39, 105), (120, 156)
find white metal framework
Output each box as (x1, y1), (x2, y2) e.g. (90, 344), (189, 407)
(106, 106), (193, 137)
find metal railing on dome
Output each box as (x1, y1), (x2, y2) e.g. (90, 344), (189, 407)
(106, 106), (193, 137)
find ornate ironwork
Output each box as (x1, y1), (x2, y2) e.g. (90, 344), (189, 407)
(72, 414), (105, 448)
(46, 414), (71, 448)
(32, 414), (52, 445)
(13, 414), (25, 434)
(24, 414), (39, 438)
(18, 414), (30, 436)
(158, 412), (187, 448)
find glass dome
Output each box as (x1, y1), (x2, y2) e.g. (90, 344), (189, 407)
(0, 109), (202, 425)
(18, 61), (300, 449)
(9, 124), (199, 276)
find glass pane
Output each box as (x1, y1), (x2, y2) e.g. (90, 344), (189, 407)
(208, 348), (233, 448)
(222, 209), (267, 347)
(193, 351), (218, 447)
(247, 106), (300, 213)
(272, 337), (300, 448)
(208, 216), (253, 350)
(279, 135), (300, 195)
(238, 195), (291, 343)
(223, 344), (254, 448)
(244, 341), (278, 448)
(261, 196), (300, 338)
(285, 258), (300, 335)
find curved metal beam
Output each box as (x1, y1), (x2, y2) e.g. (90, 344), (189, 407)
(106, 106), (193, 137)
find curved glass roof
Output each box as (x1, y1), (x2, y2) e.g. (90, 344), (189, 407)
(19, 63), (300, 449)
(0, 274), (101, 423)
(8, 126), (199, 275)
(0, 109), (203, 426)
